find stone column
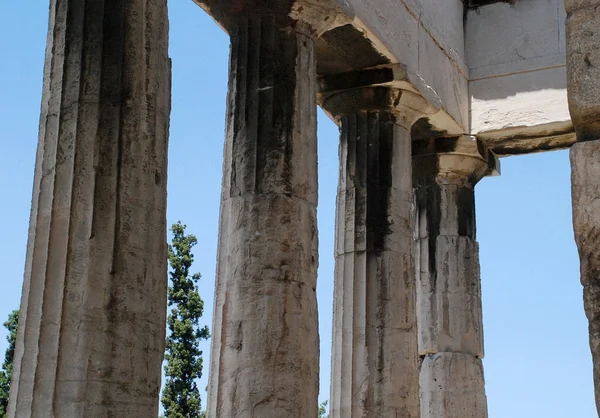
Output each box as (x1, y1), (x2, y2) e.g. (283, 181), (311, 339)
(8, 1), (170, 417)
(412, 136), (498, 418)
(320, 85), (430, 418)
(204, 5), (332, 417)
(565, 0), (600, 412)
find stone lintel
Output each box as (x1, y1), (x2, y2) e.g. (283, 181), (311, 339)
(192, 0), (353, 35)
(413, 135), (500, 185)
(476, 122), (576, 157)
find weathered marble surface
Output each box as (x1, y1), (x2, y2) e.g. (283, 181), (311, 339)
(413, 137), (495, 418)
(330, 110), (419, 418)
(565, 0), (600, 140)
(9, 1), (171, 416)
(566, 0), (600, 413)
(206, 13), (320, 418)
(571, 141), (600, 414)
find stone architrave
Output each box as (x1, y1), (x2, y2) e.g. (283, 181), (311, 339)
(413, 136), (498, 418)
(319, 84), (435, 418)
(8, 1), (171, 417)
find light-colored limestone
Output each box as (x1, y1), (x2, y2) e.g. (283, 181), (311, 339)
(330, 110), (418, 418)
(469, 67), (570, 135)
(206, 15), (319, 417)
(8, 1), (171, 416)
(466, 0), (572, 149)
(466, 0), (565, 74)
(417, 236), (483, 357)
(420, 353), (487, 418)
(571, 141), (600, 414)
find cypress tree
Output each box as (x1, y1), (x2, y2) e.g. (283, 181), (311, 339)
(0, 309), (18, 417)
(162, 222), (210, 418)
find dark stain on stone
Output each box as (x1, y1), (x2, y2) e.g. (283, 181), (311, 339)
(413, 152), (441, 290)
(425, 184), (441, 290)
(456, 186), (476, 238)
(342, 113), (367, 250)
(410, 118), (449, 142)
(366, 112), (394, 256)
(466, 0), (517, 9)
(493, 142), (565, 155)
(318, 67), (395, 94)
(316, 24), (390, 76)
(229, 15), (300, 197)
(576, 122), (600, 143)
(436, 136), (461, 154)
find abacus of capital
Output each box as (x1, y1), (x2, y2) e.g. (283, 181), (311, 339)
(7, 0), (600, 417)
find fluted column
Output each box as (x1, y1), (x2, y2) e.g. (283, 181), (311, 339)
(413, 136), (498, 418)
(565, 0), (600, 413)
(8, 1), (171, 417)
(320, 84), (432, 418)
(199, 1), (355, 414)
(205, 9), (324, 418)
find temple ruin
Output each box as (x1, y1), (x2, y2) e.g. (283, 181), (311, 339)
(7, 0), (600, 416)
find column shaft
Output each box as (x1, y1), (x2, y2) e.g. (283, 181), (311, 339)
(330, 111), (419, 417)
(207, 16), (319, 417)
(9, 1), (170, 416)
(571, 141), (600, 412)
(413, 140), (490, 418)
(566, 0), (600, 412)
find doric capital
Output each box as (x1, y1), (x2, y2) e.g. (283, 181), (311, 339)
(320, 86), (436, 128)
(193, 0), (354, 35)
(317, 64), (460, 130)
(317, 64), (441, 128)
(412, 136), (500, 186)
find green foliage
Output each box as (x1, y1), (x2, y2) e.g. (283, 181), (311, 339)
(318, 400), (330, 418)
(0, 309), (18, 417)
(161, 222), (210, 418)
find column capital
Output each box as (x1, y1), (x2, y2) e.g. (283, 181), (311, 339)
(194, 0), (354, 35)
(318, 64), (440, 128)
(413, 135), (500, 185)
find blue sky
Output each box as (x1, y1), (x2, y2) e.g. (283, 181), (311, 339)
(0, 2), (594, 417)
